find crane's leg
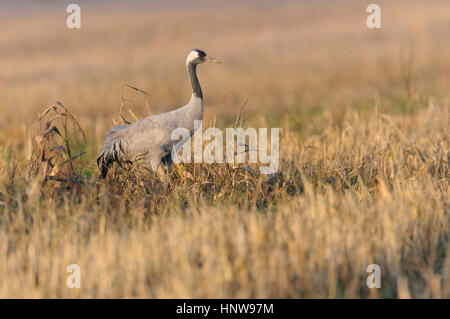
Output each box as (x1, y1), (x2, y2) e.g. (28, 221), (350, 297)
(162, 153), (173, 172)
(159, 153), (173, 191)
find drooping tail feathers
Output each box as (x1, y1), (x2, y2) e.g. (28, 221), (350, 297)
(97, 125), (128, 179)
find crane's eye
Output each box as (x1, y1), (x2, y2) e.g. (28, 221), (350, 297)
(196, 50), (206, 59)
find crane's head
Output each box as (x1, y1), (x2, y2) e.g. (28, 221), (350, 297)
(186, 49), (221, 67)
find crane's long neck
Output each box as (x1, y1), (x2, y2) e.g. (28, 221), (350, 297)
(187, 62), (203, 99)
(182, 61), (204, 133)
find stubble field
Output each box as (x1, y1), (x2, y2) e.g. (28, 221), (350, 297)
(0, 0), (449, 298)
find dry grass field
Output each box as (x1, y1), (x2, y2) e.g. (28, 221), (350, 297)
(0, 0), (449, 298)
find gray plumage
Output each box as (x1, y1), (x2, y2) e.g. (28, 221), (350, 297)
(97, 49), (220, 178)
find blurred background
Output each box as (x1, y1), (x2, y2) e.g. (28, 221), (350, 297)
(0, 0), (449, 157)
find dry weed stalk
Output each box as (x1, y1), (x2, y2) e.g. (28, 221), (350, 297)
(27, 102), (86, 198)
(118, 82), (151, 125)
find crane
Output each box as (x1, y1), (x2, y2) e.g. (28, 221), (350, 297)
(97, 49), (220, 178)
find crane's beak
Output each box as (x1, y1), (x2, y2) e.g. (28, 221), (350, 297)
(205, 56), (221, 64)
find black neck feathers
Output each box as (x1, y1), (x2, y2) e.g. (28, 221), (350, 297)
(187, 62), (202, 99)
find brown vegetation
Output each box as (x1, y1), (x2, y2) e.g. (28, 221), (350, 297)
(0, 0), (448, 298)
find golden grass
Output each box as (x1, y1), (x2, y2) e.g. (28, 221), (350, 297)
(0, 0), (449, 298)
